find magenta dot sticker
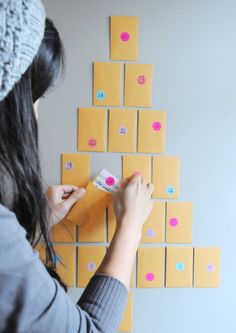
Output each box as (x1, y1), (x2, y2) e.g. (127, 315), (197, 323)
(145, 272), (155, 282)
(88, 138), (97, 148)
(119, 126), (128, 135)
(137, 75), (146, 85)
(169, 218), (179, 227)
(152, 121), (162, 131)
(146, 228), (155, 237)
(105, 176), (115, 186)
(206, 264), (215, 273)
(87, 262), (96, 272)
(120, 31), (130, 42)
(133, 171), (141, 176)
(64, 161), (73, 171)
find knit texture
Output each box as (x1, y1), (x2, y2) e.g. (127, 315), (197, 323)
(0, 0), (46, 101)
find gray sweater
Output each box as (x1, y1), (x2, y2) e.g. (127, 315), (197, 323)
(0, 203), (128, 333)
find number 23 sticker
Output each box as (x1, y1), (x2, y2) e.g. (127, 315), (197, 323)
(137, 75), (146, 85)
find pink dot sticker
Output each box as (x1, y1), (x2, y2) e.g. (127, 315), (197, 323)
(88, 138), (97, 148)
(133, 171), (141, 176)
(137, 75), (146, 85)
(145, 272), (155, 282)
(120, 31), (130, 42)
(169, 218), (179, 227)
(152, 121), (162, 131)
(105, 176), (115, 186)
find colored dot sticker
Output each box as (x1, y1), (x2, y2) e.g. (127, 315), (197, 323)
(137, 75), (146, 84)
(166, 185), (175, 195)
(176, 262), (185, 271)
(152, 121), (162, 131)
(146, 228), (155, 237)
(145, 272), (155, 282)
(54, 254), (61, 265)
(119, 126), (128, 135)
(87, 262), (97, 272)
(64, 161), (73, 171)
(120, 31), (130, 42)
(206, 264), (215, 273)
(88, 138), (97, 148)
(105, 176), (115, 186)
(169, 218), (179, 227)
(96, 90), (106, 100)
(133, 171), (141, 176)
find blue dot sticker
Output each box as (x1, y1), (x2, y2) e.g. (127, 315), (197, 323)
(176, 262), (185, 271)
(96, 90), (106, 100)
(166, 185), (175, 195)
(146, 228), (155, 237)
(54, 254), (61, 265)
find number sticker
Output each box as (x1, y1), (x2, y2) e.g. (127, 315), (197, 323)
(152, 121), (162, 131)
(146, 228), (155, 237)
(119, 126), (128, 135)
(145, 272), (155, 282)
(166, 185), (175, 195)
(120, 31), (130, 42)
(64, 161), (73, 171)
(87, 262), (97, 272)
(105, 176), (115, 186)
(96, 90), (106, 100)
(137, 75), (146, 85)
(169, 218), (179, 227)
(206, 264), (215, 273)
(88, 138), (97, 148)
(176, 262), (185, 271)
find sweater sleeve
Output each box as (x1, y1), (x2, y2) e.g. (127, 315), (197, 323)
(0, 204), (128, 333)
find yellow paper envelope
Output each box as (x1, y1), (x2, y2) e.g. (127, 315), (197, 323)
(108, 109), (137, 153)
(107, 201), (116, 242)
(122, 155), (151, 182)
(66, 181), (112, 230)
(152, 156), (180, 199)
(141, 202), (165, 243)
(138, 110), (166, 154)
(53, 245), (76, 287)
(194, 247), (221, 288)
(93, 62), (122, 106)
(166, 246), (193, 288)
(166, 202), (193, 244)
(124, 63), (153, 107)
(77, 108), (107, 152)
(51, 219), (76, 243)
(77, 246), (106, 288)
(137, 247), (165, 288)
(110, 16), (138, 61)
(118, 291), (133, 332)
(78, 211), (106, 243)
(61, 153), (90, 188)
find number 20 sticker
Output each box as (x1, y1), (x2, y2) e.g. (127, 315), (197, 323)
(137, 75), (146, 85)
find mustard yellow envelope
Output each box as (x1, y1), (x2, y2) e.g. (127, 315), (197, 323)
(93, 62), (122, 106)
(166, 246), (193, 288)
(61, 153), (90, 188)
(110, 16), (139, 61)
(77, 108), (107, 152)
(122, 155), (151, 182)
(78, 211), (106, 243)
(194, 247), (221, 288)
(141, 202), (165, 243)
(137, 247), (165, 288)
(166, 202), (193, 244)
(124, 63), (153, 107)
(53, 245), (76, 287)
(51, 219), (76, 243)
(152, 156), (180, 199)
(77, 246), (106, 288)
(118, 291), (133, 332)
(34, 243), (46, 263)
(138, 110), (166, 154)
(108, 109), (137, 153)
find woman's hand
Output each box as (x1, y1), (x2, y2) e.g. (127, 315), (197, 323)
(112, 174), (153, 235)
(45, 185), (85, 227)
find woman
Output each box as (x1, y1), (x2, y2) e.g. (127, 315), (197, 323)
(0, 1), (153, 332)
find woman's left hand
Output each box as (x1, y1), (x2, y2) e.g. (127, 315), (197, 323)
(45, 185), (85, 227)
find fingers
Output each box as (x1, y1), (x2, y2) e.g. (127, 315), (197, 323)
(63, 188), (86, 210)
(147, 183), (154, 197)
(59, 185), (79, 194)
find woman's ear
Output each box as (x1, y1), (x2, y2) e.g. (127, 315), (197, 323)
(33, 99), (40, 120)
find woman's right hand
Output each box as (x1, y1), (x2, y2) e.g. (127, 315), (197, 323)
(112, 174), (154, 234)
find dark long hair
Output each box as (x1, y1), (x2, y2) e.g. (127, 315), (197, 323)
(0, 18), (67, 291)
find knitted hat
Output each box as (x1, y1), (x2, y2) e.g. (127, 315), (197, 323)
(0, 0), (46, 101)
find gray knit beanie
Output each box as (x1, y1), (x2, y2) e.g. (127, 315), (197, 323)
(0, 0), (46, 101)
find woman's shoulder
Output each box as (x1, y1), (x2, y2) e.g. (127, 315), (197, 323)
(0, 202), (24, 237)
